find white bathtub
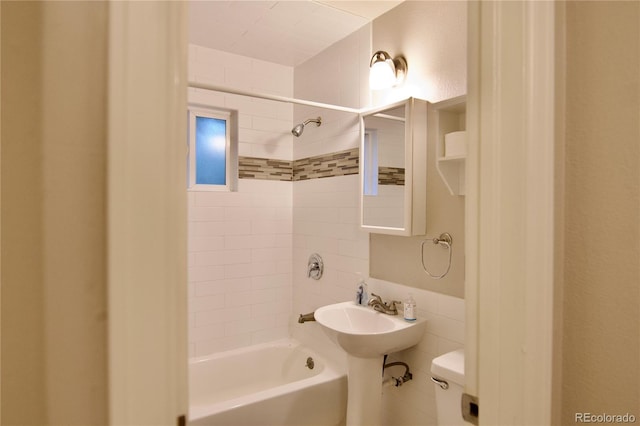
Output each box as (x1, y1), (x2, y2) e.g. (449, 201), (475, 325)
(188, 339), (347, 426)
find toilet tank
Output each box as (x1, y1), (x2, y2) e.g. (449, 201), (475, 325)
(431, 349), (468, 426)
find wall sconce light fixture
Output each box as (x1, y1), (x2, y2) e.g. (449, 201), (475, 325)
(369, 50), (407, 90)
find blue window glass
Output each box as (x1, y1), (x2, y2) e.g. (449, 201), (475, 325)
(195, 116), (227, 185)
(363, 130), (379, 196)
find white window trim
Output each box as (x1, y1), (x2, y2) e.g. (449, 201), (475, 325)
(187, 106), (237, 192)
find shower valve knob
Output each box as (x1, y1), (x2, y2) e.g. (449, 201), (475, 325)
(307, 253), (323, 280)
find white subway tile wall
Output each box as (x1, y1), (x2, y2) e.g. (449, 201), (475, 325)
(291, 26), (372, 325)
(189, 44), (294, 162)
(188, 180), (293, 357)
(292, 174), (369, 315)
(188, 45), (294, 356)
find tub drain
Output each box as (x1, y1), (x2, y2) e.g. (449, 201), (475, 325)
(305, 357), (315, 370)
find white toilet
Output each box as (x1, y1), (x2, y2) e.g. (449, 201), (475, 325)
(430, 349), (469, 425)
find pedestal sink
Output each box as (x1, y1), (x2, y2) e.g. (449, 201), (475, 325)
(314, 301), (427, 426)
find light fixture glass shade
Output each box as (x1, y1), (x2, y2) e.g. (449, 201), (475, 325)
(369, 59), (396, 90)
(369, 50), (407, 90)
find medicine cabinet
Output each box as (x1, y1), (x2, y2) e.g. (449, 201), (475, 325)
(360, 97), (428, 236)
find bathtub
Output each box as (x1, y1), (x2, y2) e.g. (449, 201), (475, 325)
(188, 339), (347, 426)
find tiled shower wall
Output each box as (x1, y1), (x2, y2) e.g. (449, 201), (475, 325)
(187, 45), (294, 357)
(291, 25), (371, 336)
(188, 45), (294, 160)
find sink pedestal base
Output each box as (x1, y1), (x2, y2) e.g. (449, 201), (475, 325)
(314, 302), (427, 426)
(346, 355), (384, 426)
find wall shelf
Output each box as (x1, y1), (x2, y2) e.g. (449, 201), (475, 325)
(434, 96), (467, 196)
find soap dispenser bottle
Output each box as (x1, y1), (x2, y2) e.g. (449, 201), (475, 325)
(404, 294), (416, 321)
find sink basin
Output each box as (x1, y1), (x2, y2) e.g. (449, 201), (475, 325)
(314, 301), (427, 358)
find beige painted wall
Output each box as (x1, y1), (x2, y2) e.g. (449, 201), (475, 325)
(1, 2), (46, 422)
(1, 2), (109, 423)
(369, 1), (467, 298)
(560, 1), (640, 422)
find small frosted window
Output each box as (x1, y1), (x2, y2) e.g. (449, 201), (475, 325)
(188, 106), (238, 191)
(363, 129), (379, 196)
(195, 116), (226, 185)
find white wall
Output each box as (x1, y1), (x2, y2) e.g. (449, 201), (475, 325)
(371, 0), (467, 106)
(187, 45), (294, 357)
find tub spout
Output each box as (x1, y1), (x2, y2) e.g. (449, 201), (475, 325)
(298, 312), (316, 323)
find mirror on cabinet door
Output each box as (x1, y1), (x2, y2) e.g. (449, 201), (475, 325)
(360, 97), (428, 236)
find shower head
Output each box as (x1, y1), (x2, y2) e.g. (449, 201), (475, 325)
(291, 117), (322, 137)
(291, 123), (305, 137)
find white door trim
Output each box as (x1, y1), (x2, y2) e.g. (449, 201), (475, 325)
(107, 2), (188, 424)
(466, 1), (556, 423)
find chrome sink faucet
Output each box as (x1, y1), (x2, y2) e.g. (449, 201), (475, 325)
(368, 293), (400, 315)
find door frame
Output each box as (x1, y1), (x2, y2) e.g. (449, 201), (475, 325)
(104, 0), (559, 423)
(466, 1), (557, 423)
(107, 2), (188, 424)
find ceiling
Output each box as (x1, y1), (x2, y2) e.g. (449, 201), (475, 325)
(188, 1), (403, 67)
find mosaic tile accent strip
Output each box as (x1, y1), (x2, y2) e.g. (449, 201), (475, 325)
(238, 148), (360, 182)
(378, 167), (405, 186)
(293, 147), (359, 181)
(239, 157), (293, 181)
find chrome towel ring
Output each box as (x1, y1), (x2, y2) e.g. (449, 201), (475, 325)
(421, 233), (452, 279)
